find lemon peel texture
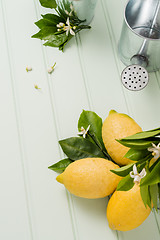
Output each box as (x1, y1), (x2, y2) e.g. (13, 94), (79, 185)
(102, 110), (142, 165)
(106, 183), (151, 231)
(56, 158), (121, 199)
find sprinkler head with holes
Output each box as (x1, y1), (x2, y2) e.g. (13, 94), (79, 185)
(121, 65), (149, 91)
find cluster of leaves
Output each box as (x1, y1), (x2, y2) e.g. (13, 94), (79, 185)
(32, 0), (91, 51)
(49, 110), (112, 172)
(112, 128), (160, 210)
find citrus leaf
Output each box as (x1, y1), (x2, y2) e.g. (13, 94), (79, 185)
(117, 138), (160, 150)
(78, 110), (105, 151)
(150, 184), (158, 211)
(117, 174), (134, 191)
(35, 14), (63, 29)
(111, 163), (134, 177)
(140, 160), (160, 186)
(124, 148), (150, 161)
(42, 14), (63, 24)
(59, 137), (105, 160)
(39, 0), (57, 9)
(140, 184), (151, 209)
(44, 33), (69, 47)
(31, 27), (57, 40)
(48, 158), (72, 173)
(123, 128), (160, 140)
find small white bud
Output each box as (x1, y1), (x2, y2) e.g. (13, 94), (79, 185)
(26, 66), (32, 72)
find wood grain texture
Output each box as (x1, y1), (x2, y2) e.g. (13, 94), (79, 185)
(1, 0), (160, 239)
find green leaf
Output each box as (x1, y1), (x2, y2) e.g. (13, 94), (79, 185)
(39, 0), (57, 9)
(35, 19), (55, 29)
(150, 184), (158, 210)
(42, 14), (63, 24)
(44, 33), (69, 47)
(140, 184), (151, 208)
(141, 160), (160, 186)
(48, 158), (72, 173)
(123, 128), (160, 140)
(117, 175), (134, 191)
(111, 163), (134, 177)
(124, 148), (150, 161)
(59, 137), (105, 160)
(58, 39), (69, 51)
(78, 110), (105, 151)
(57, 5), (68, 20)
(35, 14), (63, 29)
(117, 138), (160, 150)
(149, 157), (160, 171)
(111, 159), (147, 178)
(31, 27), (57, 40)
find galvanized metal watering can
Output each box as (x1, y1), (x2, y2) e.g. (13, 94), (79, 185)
(118, 0), (160, 91)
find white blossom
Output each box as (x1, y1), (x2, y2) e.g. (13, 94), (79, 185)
(130, 164), (146, 183)
(57, 22), (65, 28)
(63, 17), (75, 36)
(34, 84), (41, 90)
(148, 143), (160, 159)
(78, 125), (90, 138)
(47, 62), (56, 74)
(26, 66), (32, 72)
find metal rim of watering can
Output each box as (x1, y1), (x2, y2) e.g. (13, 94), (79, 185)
(121, 64), (149, 91)
(123, 0), (160, 42)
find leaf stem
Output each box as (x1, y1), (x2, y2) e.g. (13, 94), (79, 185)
(88, 132), (112, 161)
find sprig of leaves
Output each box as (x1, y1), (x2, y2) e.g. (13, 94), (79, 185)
(48, 110), (112, 173)
(113, 128), (160, 210)
(32, 0), (91, 51)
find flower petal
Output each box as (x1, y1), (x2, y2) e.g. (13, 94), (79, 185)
(133, 164), (138, 175)
(154, 150), (160, 159)
(134, 175), (141, 183)
(66, 17), (70, 26)
(78, 132), (83, 135)
(152, 143), (157, 148)
(148, 147), (155, 152)
(70, 28), (75, 36)
(86, 125), (90, 132)
(139, 168), (146, 178)
(130, 171), (135, 178)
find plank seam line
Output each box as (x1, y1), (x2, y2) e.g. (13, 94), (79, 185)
(100, 0), (131, 117)
(32, 1), (80, 239)
(1, 1), (34, 239)
(153, 210), (160, 235)
(75, 33), (93, 111)
(155, 71), (160, 88)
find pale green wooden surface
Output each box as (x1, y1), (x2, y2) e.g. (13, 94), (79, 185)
(1, 0), (160, 239)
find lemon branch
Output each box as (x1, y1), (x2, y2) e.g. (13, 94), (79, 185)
(88, 132), (113, 161)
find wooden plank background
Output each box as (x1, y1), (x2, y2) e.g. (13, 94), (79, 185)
(1, 0), (160, 239)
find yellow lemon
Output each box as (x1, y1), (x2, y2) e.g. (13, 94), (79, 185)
(106, 183), (151, 231)
(56, 158), (121, 199)
(102, 110), (142, 165)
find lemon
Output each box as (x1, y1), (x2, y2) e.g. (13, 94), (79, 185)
(106, 183), (151, 231)
(56, 158), (121, 199)
(102, 110), (142, 165)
